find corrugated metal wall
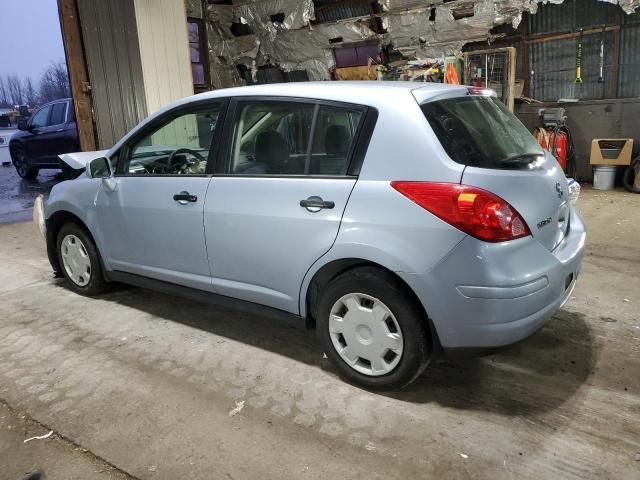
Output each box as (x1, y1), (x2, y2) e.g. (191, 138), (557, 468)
(619, 12), (640, 97)
(526, 0), (640, 102)
(313, 0), (372, 23)
(134, 0), (194, 115)
(528, 0), (619, 34)
(77, 0), (147, 149)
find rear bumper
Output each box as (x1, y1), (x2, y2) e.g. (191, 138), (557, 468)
(400, 208), (586, 350)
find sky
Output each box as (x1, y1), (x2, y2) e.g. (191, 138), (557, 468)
(0, 0), (66, 80)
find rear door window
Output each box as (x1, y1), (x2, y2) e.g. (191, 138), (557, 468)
(229, 101), (314, 175)
(49, 102), (67, 126)
(421, 96), (544, 169)
(227, 100), (364, 176)
(310, 106), (362, 175)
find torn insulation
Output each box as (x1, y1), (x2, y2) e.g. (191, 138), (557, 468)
(201, 0), (639, 88)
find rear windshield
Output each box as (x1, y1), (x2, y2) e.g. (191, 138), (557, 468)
(421, 96), (544, 169)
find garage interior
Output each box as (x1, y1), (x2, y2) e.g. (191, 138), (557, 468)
(1, 0), (639, 479)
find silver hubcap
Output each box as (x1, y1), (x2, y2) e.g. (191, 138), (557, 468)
(329, 293), (403, 376)
(60, 234), (92, 286)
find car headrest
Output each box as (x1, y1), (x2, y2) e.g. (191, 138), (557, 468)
(255, 131), (289, 166)
(325, 125), (350, 156)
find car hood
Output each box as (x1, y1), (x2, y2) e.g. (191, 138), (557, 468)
(59, 150), (109, 170)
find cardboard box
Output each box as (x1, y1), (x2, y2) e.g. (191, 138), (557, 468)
(590, 138), (633, 166)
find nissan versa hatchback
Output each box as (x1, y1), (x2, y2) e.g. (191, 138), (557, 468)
(35, 82), (585, 390)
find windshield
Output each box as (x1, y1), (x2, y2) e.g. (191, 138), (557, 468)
(421, 96), (544, 169)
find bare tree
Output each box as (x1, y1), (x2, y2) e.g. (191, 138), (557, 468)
(23, 77), (38, 106)
(6, 74), (24, 105)
(38, 62), (70, 104)
(0, 77), (9, 108)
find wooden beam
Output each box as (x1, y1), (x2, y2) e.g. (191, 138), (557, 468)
(521, 15), (530, 98)
(613, 10), (622, 99)
(507, 47), (516, 111)
(57, 0), (97, 151)
(524, 25), (620, 45)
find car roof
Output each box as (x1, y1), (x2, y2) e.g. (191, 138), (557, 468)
(109, 82), (468, 154)
(188, 81), (468, 109)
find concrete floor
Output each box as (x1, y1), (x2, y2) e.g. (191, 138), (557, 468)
(0, 164), (62, 224)
(0, 186), (638, 479)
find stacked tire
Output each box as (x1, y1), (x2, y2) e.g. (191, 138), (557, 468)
(623, 157), (640, 194)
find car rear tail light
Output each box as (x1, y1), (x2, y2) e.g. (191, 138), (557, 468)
(391, 182), (530, 242)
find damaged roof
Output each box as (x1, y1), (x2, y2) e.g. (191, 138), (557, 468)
(189, 0), (640, 87)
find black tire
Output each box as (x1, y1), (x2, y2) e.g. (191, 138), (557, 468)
(56, 223), (109, 296)
(317, 266), (431, 390)
(11, 146), (38, 179)
(623, 158), (640, 193)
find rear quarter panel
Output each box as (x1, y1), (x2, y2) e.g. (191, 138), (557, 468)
(299, 92), (467, 315)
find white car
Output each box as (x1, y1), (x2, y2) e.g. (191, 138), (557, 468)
(0, 129), (14, 166)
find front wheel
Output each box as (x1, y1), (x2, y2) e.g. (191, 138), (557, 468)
(56, 223), (109, 296)
(11, 147), (38, 179)
(317, 267), (431, 390)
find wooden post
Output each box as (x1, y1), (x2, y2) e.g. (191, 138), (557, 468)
(57, 0), (97, 151)
(507, 47), (516, 112)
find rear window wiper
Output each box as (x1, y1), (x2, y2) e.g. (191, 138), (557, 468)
(500, 153), (544, 166)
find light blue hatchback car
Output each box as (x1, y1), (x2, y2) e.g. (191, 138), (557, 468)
(35, 82), (585, 390)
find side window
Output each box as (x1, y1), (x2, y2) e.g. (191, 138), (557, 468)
(229, 101), (314, 175)
(310, 106), (363, 175)
(30, 105), (52, 129)
(123, 103), (221, 175)
(50, 102), (67, 126)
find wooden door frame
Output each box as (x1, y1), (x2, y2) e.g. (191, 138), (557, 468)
(57, 0), (97, 151)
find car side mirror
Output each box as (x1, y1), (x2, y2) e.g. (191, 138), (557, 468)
(87, 157), (112, 179)
(17, 120), (29, 131)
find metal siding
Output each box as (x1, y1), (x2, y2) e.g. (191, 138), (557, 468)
(314, 0), (371, 22)
(574, 0), (619, 29)
(285, 70), (310, 82)
(134, 0), (194, 115)
(528, 0), (619, 34)
(77, 0), (147, 149)
(529, 29), (617, 101)
(528, 1), (575, 34)
(619, 23), (640, 97)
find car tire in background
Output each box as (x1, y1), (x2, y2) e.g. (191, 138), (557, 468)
(317, 266), (431, 390)
(11, 146), (38, 179)
(623, 157), (640, 194)
(56, 223), (109, 296)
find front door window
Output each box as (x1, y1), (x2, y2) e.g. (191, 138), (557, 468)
(122, 104), (222, 175)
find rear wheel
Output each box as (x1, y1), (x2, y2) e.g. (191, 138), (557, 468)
(11, 146), (38, 179)
(56, 223), (108, 296)
(623, 158), (640, 193)
(317, 267), (431, 390)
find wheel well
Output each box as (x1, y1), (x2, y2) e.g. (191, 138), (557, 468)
(46, 211), (95, 273)
(9, 142), (22, 158)
(304, 258), (441, 353)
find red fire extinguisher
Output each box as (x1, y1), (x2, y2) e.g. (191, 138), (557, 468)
(534, 127), (570, 172)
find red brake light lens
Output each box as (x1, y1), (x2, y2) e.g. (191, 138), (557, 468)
(391, 182), (531, 242)
(466, 86), (496, 97)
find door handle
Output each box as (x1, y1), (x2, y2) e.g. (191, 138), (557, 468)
(300, 197), (335, 211)
(173, 192), (198, 204)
